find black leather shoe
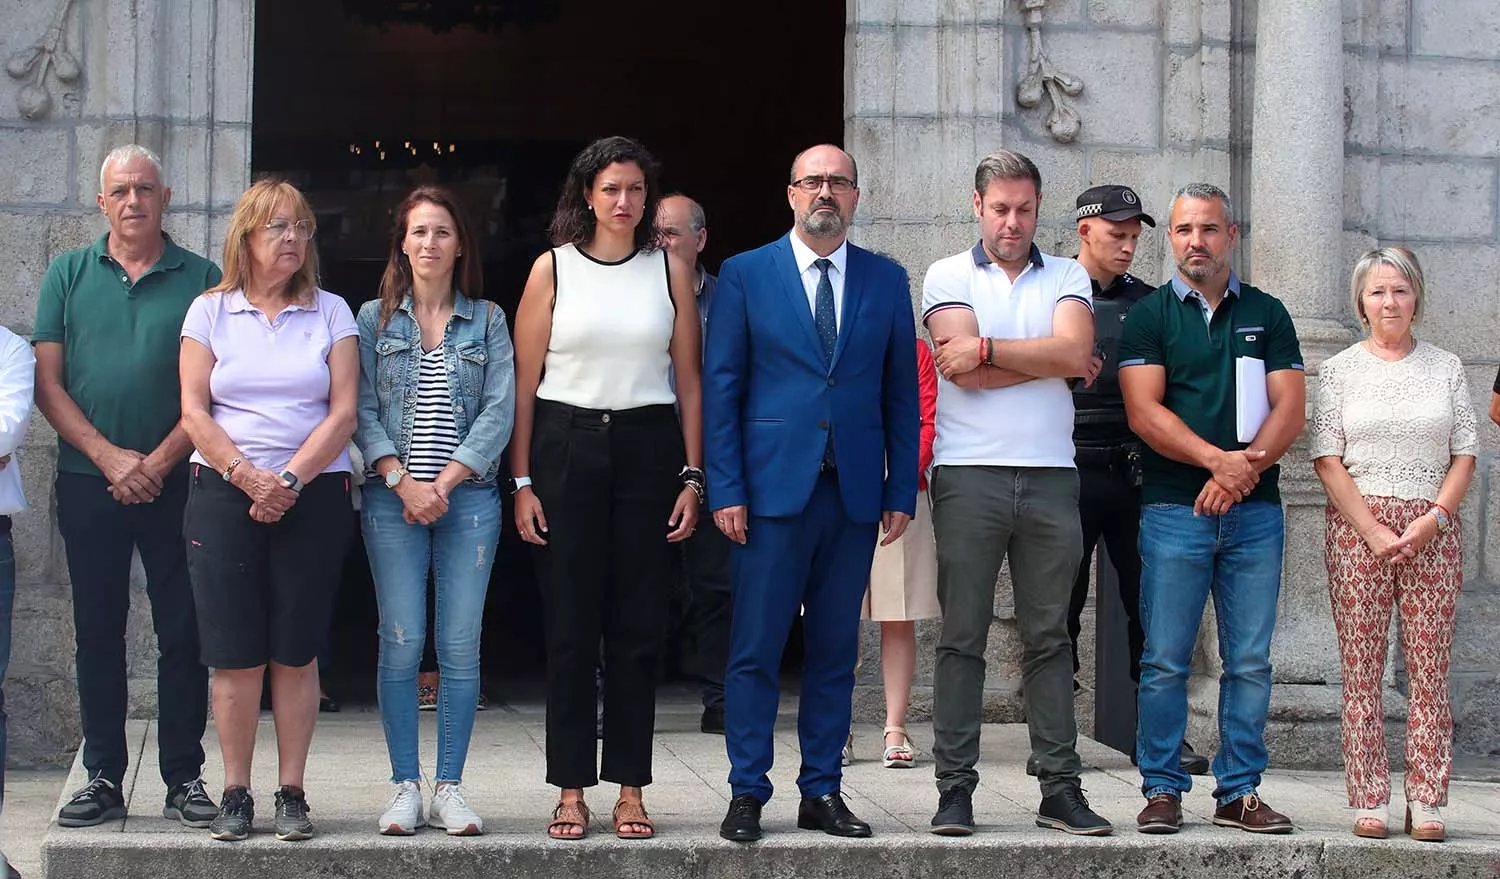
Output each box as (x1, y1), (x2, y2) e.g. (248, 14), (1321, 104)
(1036, 784), (1113, 836)
(1180, 741), (1210, 776)
(701, 705), (725, 735)
(797, 792), (872, 838)
(720, 794), (763, 842)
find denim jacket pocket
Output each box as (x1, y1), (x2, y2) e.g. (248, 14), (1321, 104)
(456, 342), (488, 402)
(374, 336), (415, 397)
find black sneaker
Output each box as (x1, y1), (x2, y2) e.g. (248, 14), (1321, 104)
(209, 786), (254, 841)
(274, 785), (314, 841)
(1036, 784), (1113, 836)
(164, 778), (218, 828)
(57, 777), (126, 827)
(930, 786), (975, 836)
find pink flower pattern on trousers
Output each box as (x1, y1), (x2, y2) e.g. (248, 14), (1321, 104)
(1325, 497), (1460, 809)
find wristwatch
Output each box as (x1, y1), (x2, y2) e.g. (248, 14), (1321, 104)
(1429, 505), (1452, 534)
(508, 475), (533, 494)
(278, 469), (304, 493)
(384, 466), (409, 489)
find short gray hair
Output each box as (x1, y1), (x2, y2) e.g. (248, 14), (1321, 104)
(974, 150), (1041, 197)
(99, 144), (164, 192)
(1168, 183), (1234, 226)
(662, 193), (706, 233)
(1349, 246), (1426, 327)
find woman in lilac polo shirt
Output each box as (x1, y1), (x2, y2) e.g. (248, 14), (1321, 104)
(179, 179), (358, 843)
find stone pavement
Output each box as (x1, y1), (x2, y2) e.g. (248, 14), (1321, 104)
(12, 688), (1500, 878)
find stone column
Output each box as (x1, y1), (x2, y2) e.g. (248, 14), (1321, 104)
(1184, 0), (1358, 766)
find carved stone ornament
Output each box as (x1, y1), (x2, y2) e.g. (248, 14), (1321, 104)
(5, 0), (81, 120)
(1015, 0), (1084, 143)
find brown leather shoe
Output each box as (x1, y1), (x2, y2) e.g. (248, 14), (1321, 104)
(1212, 794), (1293, 834)
(1136, 793), (1183, 834)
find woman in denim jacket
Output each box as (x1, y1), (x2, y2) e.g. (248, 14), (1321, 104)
(354, 186), (515, 837)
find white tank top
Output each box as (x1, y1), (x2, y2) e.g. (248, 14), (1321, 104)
(536, 243), (677, 410)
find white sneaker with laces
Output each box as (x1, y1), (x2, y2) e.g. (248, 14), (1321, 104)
(430, 783), (483, 836)
(379, 780), (425, 835)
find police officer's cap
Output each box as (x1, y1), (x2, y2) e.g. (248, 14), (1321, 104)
(1075, 185), (1156, 227)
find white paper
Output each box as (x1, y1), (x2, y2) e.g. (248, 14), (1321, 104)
(1236, 356), (1269, 443)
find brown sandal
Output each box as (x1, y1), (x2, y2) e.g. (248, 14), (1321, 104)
(547, 799), (590, 839)
(612, 798), (655, 839)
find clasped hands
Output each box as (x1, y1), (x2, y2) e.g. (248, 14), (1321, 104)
(1193, 448), (1267, 517)
(238, 466), (300, 523)
(1360, 515), (1435, 565)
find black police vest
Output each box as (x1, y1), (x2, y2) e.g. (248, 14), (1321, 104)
(1073, 275), (1147, 447)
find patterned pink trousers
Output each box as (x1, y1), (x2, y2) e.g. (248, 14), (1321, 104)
(1325, 498), (1461, 808)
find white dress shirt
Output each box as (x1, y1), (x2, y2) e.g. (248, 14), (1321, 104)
(788, 231), (848, 330)
(0, 328), (35, 515)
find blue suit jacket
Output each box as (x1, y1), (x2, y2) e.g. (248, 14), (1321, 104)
(704, 234), (919, 523)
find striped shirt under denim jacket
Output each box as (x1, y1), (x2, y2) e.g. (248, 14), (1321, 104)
(354, 291), (516, 485)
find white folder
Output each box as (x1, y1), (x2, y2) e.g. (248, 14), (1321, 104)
(1236, 356), (1269, 443)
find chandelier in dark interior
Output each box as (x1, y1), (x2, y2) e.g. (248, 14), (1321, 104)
(342, 1), (560, 33)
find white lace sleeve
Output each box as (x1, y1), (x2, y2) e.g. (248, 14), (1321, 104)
(1308, 358), (1344, 460)
(1450, 358), (1479, 457)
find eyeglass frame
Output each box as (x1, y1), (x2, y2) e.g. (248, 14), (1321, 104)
(261, 218), (316, 241)
(790, 175), (858, 195)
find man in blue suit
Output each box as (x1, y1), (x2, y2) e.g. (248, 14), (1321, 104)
(705, 144), (919, 842)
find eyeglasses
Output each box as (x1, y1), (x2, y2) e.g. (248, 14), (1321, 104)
(262, 219), (315, 241)
(792, 175), (857, 195)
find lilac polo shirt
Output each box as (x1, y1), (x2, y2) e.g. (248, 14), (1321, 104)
(182, 287), (358, 474)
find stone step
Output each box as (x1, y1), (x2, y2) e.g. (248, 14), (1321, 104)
(38, 699), (1500, 879)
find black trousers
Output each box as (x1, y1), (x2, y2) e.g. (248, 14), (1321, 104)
(56, 467), (207, 788)
(1067, 462), (1144, 683)
(531, 400), (683, 788)
(684, 502), (732, 710)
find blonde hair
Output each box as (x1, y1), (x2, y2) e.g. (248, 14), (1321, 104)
(1349, 246), (1425, 327)
(208, 178), (319, 302)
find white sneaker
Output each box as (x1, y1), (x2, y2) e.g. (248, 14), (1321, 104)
(430, 783), (483, 836)
(378, 780), (425, 835)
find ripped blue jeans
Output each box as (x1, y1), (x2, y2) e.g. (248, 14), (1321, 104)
(362, 482), (500, 783)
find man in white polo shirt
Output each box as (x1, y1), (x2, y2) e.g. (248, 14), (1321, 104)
(923, 150), (1110, 837)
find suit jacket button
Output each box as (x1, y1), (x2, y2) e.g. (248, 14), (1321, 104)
(818, 420), (829, 430)
(827, 377), (836, 387)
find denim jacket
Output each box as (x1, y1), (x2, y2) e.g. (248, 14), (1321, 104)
(355, 291), (516, 484)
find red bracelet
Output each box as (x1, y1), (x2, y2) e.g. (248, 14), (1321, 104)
(1432, 502), (1452, 518)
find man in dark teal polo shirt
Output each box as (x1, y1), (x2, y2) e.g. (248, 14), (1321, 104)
(33, 144), (221, 829)
(1117, 183), (1305, 836)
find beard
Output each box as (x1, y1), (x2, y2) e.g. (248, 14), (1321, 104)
(1176, 250), (1225, 281)
(798, 200), (847, 238)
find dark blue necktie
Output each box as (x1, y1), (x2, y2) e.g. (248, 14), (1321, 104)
(813, 258), (836, 365)
(813, 258), (837, 470)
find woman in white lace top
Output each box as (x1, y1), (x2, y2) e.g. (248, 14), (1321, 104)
(1310, 247), (1477, 843)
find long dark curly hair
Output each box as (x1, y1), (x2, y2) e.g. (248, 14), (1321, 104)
(376, 186), (483, 330)
(548, 136), (661, 251)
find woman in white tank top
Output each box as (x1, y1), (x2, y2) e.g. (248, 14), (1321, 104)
(509, 136), (703, 840)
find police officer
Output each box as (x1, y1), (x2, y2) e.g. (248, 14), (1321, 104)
(1057, 185), (1208, 776)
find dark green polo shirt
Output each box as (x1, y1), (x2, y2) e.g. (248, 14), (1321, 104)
(1116, 275), (1304, 506)
(33, 233), (222, 477)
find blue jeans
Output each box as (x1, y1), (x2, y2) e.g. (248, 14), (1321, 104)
(0, 524), (12, 810)
(363, 482), (500, 783)
(1136, 501), (1283, 805)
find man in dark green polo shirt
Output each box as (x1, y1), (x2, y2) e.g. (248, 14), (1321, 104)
(33, 144), (221, 829)
(1117, 183), (1305, 836)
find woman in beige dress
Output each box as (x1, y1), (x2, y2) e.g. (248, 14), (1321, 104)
(856, 339), (940, 768)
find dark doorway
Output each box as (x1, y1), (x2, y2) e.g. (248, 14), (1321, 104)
(251, 0), (845, 698)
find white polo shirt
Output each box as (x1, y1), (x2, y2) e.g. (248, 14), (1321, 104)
(921, 242), (1092, 468)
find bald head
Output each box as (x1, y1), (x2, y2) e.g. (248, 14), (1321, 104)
(790, 144), (858, 186)
(657, 193), (707, 267)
